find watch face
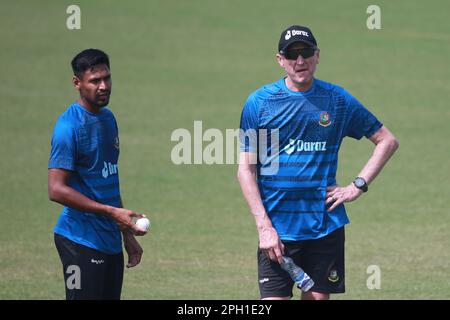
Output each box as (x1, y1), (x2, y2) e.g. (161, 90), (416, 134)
(354, 177), (368, 192)
(355, 178), (365, 188)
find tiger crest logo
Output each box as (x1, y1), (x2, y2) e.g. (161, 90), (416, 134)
(319, 112), (331, 127)
(328, 269), (339, 283)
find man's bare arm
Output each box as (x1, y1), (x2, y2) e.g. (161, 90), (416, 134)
(48, 168), (146, 235)
(326, 126), (399, 211)
(237, 152), (284, 263)
(356, 126), (399, 184)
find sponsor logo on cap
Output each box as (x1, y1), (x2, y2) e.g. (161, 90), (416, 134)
(285, 29), (309, 40)
(285, 30), (292, 40)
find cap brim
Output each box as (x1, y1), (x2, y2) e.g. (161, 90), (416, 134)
(279, 39), (316, 53)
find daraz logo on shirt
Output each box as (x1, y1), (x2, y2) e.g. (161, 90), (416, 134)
(283, 139), (327, 155)
(102, 161), (118, 179)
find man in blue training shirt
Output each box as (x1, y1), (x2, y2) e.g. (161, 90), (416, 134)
(49, 49), (148, 300)
(237, 25), (399, 300)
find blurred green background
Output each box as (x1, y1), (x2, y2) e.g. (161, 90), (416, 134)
(0, 0), (449, 299)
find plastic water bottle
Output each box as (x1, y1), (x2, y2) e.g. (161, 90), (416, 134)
(280, 256), (315, 292)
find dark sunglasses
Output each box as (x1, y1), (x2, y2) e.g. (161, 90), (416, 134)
(283, 47), (316, 60)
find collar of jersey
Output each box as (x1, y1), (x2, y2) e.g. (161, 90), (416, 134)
(73, 101), (105, 116)
(280, 77), (316, 96)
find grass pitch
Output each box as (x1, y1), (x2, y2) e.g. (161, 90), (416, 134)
(0, 0), (449, 299)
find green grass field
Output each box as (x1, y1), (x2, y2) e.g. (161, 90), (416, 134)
(1, 0), (449, 299)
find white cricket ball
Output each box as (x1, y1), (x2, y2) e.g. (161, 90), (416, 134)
(135, 217), (151, 232)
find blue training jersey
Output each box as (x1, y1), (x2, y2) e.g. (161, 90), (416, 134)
(49, 102), (122, 254)
(240, 78), (382, 240)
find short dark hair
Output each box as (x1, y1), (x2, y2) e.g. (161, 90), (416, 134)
(71, 49), (110, 78)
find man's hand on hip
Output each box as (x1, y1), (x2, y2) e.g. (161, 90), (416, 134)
(326, 184), (363, 212)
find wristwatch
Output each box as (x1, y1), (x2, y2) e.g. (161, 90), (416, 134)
(353, 177), (368, 192)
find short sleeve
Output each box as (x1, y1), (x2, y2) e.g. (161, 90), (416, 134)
(48, 120), (77, 170)
(239, 95), (259, 153)
(345, 94), (383, 140)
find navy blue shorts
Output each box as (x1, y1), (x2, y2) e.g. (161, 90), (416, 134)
(258, 227), (345, 298)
